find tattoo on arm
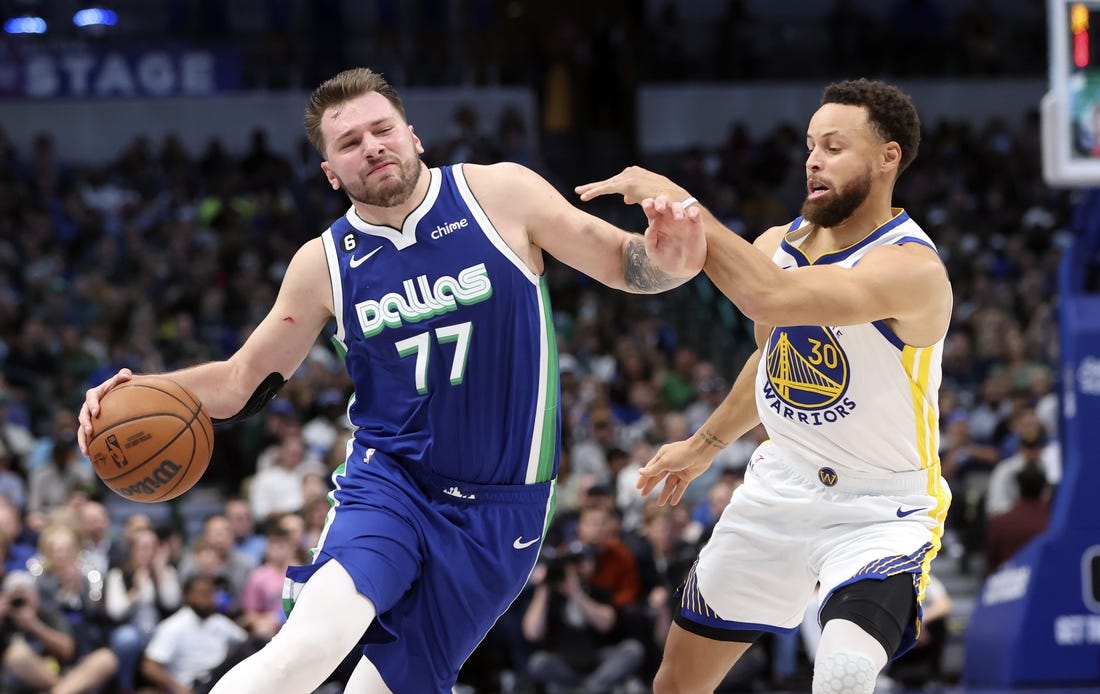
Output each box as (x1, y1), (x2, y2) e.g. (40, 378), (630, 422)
(699, 429), (727, 451)
(624, 237), (677, 293)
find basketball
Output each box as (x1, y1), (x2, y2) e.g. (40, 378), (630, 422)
(87, 376), (214, 503)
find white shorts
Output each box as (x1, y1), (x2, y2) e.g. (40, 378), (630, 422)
(679, 440), (951, 641)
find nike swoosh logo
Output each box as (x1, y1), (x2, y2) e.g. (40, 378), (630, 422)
(896, 507), (926, 518)
(349, 246), (383, 268)
(513, 536), (539, 550)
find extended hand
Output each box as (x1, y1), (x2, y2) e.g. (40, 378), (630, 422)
(637, 438), (714, 506)
(640, 195), (706, 278)
(575, 166), (689, 205)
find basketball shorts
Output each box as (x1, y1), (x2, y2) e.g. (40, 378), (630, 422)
(678, 440), (951, 658)
(284, 442), (554, 693)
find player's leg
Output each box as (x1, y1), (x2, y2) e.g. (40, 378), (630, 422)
(812, 574), (916, 694)
(209, 559), (378, 694)
(653, 445), (816, 693)
(344, 655), (393, 694)
(652, 623), (753, 694)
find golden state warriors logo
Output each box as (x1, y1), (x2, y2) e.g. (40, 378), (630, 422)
(763, 327), (857, 426)
(766, 326), (850, 409)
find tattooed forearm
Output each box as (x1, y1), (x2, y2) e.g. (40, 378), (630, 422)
(623, 237), (678, 293)
(699, 429), (727, 451)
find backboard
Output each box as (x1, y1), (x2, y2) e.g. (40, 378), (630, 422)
(1043, 0), (1100, 187)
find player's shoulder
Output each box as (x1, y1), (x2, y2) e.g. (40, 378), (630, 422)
(752, 225), (789, 255)
(461, 161), (542, 190)
(460, 162), (554, 217)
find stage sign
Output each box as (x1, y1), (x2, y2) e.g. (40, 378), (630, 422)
(0, 43), (241, 98)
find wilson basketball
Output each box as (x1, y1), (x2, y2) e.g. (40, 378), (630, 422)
(87, 376), (214, 503)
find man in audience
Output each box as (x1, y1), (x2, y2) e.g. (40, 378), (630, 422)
(142, 574), (249, 694)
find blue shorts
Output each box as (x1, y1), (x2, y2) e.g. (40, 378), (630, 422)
(285, 445), (553, 693)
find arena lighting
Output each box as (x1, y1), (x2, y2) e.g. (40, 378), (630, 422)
(3, 15), (47, 33)
(73, 7), (117, 28)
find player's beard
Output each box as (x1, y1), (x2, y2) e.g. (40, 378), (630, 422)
(801, 167), (872, 228)
(340, 156), (423, 208)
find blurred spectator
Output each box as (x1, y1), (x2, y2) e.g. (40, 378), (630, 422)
(686, 467), (742, 545)
(576, 504), (641, 610)
(239, 527), (295, 643)
(985, 466), (1051, 576)
(30, 522), (110, 660)
(300, 387), (348, 461)
(0, 434), (26, 510)
(522, 542), (645, 693)
(301, 495), (331, 554)
(274, 512), (311, 565)
(108, 514), (154, 570)
(615, 440), (652, 533)
(0, 386), (35, 460)
(78, 500), (113, 578)
(141, 574), (248, 694)
(105, 527), (181, 693)
(630, 501), (696, 675)
(661, 346), (698, 411)
(249, 428), (326, 523)
(26, 433), (94, 517)
(985, 428), (1059, 519)
(0, 497), (36, 574)
(224, 498), (266, 566)
(0, 570), (118, 694)
(570, 406), (617, 485)
(178, 516), (255, 598)
(684, 374), (729, 433)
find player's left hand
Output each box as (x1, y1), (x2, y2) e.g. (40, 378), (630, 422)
(639, 195), (706, 278)
(637, 438), (714, 506)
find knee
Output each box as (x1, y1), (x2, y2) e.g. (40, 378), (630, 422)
(652, 666), (690, 694)
(812, 649), (879, 694)
(258, 630), (349, 674)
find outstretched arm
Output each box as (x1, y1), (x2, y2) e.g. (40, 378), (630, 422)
(462, 162), (705, 293)
(78, 238), (333, 452)
(580, 166), (952, 345)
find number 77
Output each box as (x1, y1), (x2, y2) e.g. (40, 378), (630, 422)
(394, 321), (473, 394)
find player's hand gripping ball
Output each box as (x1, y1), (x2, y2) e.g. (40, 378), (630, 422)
(87, 376), (213, 503)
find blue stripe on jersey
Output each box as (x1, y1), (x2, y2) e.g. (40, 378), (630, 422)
(781, 210), (915, 267)
(323, 165), (560, 486)
(813, 210), (911, 265)
(894, 235), (936, 252)
(872, 320), (906, 350)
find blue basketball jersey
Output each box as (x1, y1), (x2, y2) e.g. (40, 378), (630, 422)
(320, 164), (560, 486)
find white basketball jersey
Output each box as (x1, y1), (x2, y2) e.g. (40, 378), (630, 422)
(755, 210), (943, 475)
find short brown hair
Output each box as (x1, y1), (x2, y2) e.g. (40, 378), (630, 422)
(821, 78), (921, 175)
(304, 68), (407, 156)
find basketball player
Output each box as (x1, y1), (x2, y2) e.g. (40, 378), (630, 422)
(577, 79), (953, 694)
(76, 68), (703, 693)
